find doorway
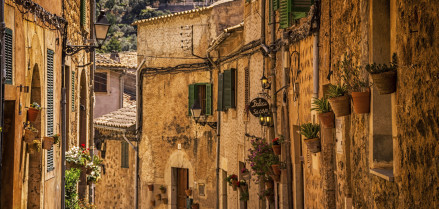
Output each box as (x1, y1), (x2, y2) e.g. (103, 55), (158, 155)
(1, 101), (16, 208)
(176, 168), (188, 209)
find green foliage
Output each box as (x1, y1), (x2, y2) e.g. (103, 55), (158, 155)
(66, 168), (81, 209)
(336, 53), (368, 92)
(365, 53), (398, 74)
(326, 84), (348, 98)
(240, 191), (249, 201)
(30, 102), (41, 110)
(247, 139), (278, 179)
(101, 37), (122, 53)
(311, 97), (331, 113)
(300, 123), (320, 139)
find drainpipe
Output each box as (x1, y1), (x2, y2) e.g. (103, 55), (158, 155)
(123, 131), (138, 209)
(135, 58), (146, 209)
(0, 0), (5, 202)
(89, 0), (96, 203)
(61, 24), (69, 209)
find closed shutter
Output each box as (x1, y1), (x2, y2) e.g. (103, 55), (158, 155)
(80, 0), (86, 26)
(217, 73), (223, 112)
(273, 0), (279, 10)
(5, 28), (13, 84)
(205, 84), (212, 115)
(188, 84), (195, 115)
(292, 0), (313, 19)
(279, 0), (291, 28)
(121, 141), (129, 168)
(47, 49), (55, 172)
(223, 69), (236, 109)
(71, 71), (75, 111)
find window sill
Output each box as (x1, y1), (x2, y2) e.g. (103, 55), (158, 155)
(370, 168), (394, 181)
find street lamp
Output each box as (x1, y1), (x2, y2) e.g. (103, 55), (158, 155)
(191, 101), (217, 129)
(261, 75), (271, 90)
(65, 10), (111, 55)
(259, 113), (273, 127)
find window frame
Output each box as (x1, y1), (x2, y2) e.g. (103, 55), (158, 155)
(188, 83), (212, 116)
(94, 71), (109, 93)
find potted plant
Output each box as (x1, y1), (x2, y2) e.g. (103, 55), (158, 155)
(226, 174), (238, 191)
(239, 180), (248, 192)
(42, 136), (54, 150)
(27, 102), (41, 122)
(271, 136), (283, 155)
(339, 54), (370, 114)
(311, 97), (334, 128)
(148, 184), (154, 191)
(365, 53), (398, 94)
(247, 139), (275, 182)
(240, 190), (249, 202)
(87, 168), (101, 185)
(232, 178), (240, 191)
(267, 154), (281, 176)
(66, 145), (91, 169)
(52, 134), (60, 145)
(240, 167), (251, 180)
(185, 188), (192, 196)
(300, 123), (321, 153)
(24, 125), (38, 143)
(159, 185), (166, 194)
(327, 84), (350, 117)
(29, 139), (42, 154)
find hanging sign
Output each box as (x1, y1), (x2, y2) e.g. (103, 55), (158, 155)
(249, 97), (270, 117)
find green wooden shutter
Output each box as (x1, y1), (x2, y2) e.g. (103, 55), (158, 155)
(273, 0), (279, 11)
(279, 0), (292, 28)
(223, 69), (236, 109)
(121, 141), (129, 168)
(80, 0), (86, 26)
(47, 49), (55, 172)
(205, 84), (212, 115)
(292, 0), (314, 19)
(188, 84), (195, 115)
(5, 28), (13, 84)
(72, 71), (75, 111)
(217, 73), (223, 111)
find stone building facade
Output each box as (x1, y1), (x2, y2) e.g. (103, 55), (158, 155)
(1, 0), (95, 208)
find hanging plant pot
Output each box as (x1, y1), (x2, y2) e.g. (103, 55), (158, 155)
(271, 164), (281, 175)
(304, 138), (321, 153)
(371, 71), (397, 94)
(328, 95), (351, 117)
(147, 184), (154, 191)
(162, 198), (168, 204)
(318, 111), (335, 128)
(272, 145), (281, 155)
(27, 107), (40, 122)
(42, 137), (54, 150)
(241, 172), (251, 180)
(351, 91), (370, 114)
(24, 129), (38, 143)
(185, 189), (192, 196)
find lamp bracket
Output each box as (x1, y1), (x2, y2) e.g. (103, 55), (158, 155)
(194, 118), (217, 129)
(65, 44), (99, 56)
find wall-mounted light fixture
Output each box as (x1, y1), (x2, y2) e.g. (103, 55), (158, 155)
(65, 10), (111, 55)
(259, 113), (273, 127)
(190, 102), (217, 129)
(260, 75), (271, 90)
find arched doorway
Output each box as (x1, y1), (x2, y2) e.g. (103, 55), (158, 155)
(27, 64), (43, 209)
(78, 70), (88, 198)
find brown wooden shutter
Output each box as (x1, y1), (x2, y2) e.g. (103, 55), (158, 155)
(217, 73), (224, 111)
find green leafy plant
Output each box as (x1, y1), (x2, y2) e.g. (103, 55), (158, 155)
(30, 102), (41, 110)
(327, 84), (348, 98)
(336, 53), (369, 92)
(247, 139), (278, 179)
(52, 134), (60, 145)
(311, 97), (331, 113)
(66, 168), (81, 209)
(365, 53), (398, 74)
(240, 191), (249, 201)
(300, 123), (320, 139)
(31, 140), (42, 153)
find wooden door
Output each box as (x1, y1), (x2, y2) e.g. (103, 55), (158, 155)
(177, 168), (188, 209)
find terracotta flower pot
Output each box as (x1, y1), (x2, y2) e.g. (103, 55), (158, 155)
(185, 189), (192, 196)
(42, 137), (54, 150)
(271, 164), (281, 175)
(148, 184), (154, 191)
(304, 138), (321, 153)
(328, 95), (351, 117)
(318, 112), (335, 128)
(241, 172), (251, 180)
(24, 129), (38, 143)
(351, 91), (370, 114)
(192, 203), (200, 209)
(272, 145), (281, 155)
(162, 198), (168, 204)
(371, 71), (397, 94)
(27, 107), (40, 122)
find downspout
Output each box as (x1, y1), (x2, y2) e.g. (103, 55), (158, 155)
(0, 0), (5, 202)
(61, 24), (68, 209)
(135, 58), (146, 209)
(89, 0), (96, 203)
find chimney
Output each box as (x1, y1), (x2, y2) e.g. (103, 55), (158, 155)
(110, 52), (120, 63)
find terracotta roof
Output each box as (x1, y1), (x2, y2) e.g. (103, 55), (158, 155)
(96, 52), (137, 69)
(94, 105), (136, 129)
(132, 0), (235, 25)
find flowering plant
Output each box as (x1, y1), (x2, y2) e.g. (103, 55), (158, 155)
(85, 155), (102, 171)
(240, 167), (249, 174)
(52, 134), (60, 144)
(66, 145), (91, 166)
(30, 102), (41, 110)
(247, 139), (277, 178)
(272, 135), (285, 145)
(233, 180), (240, 187)
(86, 168), (101, 184)
(225, 174), (238, 186)
(239, 180), (247, 186)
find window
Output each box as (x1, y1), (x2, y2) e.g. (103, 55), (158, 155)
(218, 68), (236, 111)
(94, 72), (108, 92)
(188, 83), (212, 115)
(47, 49), (55, 172)
(5, 28), (13, 84)
(279, 0), (314, 29)
(121, 141), (129, 168)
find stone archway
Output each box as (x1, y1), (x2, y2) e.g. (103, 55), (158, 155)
(27, 64), (43, 209)
(78, 70), (88, 198)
